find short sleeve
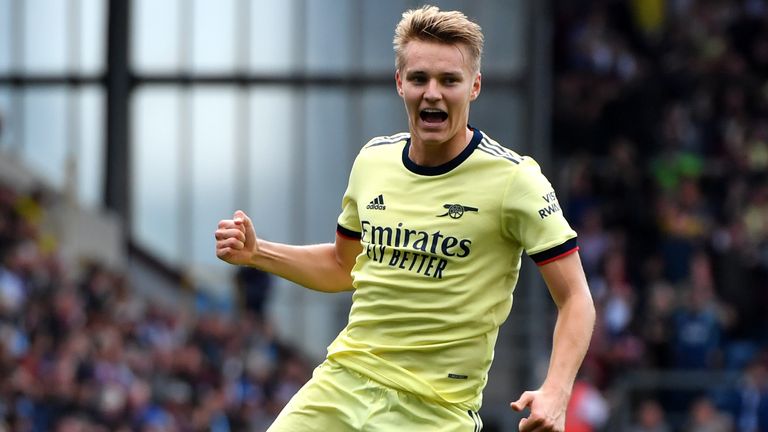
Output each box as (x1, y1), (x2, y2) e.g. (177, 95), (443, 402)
(337, 157), (361, 239)
(502, 158), (578, 264)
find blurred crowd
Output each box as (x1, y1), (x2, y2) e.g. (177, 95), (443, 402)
(554, 0), (768, 430)
(0, 184), (311, 431)
(4, 0), (768, 430)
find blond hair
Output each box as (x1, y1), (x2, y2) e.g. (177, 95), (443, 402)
(393, 5), (484, 73)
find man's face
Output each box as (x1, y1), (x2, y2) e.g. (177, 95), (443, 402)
(396, 40), (481, 148)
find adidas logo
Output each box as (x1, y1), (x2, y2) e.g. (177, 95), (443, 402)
(366, 194), (386, 210)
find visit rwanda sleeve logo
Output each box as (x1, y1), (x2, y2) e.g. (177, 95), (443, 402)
(538, 191), (562, 219)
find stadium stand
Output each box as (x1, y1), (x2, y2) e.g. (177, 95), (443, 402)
(0, 174), (312, 431)
(553, 0), (768, 430)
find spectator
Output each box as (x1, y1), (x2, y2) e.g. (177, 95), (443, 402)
(684, 396), (734, 432)
(670, 283), (723, 370)
(234, 266), (272, 320)
(629, 398), (672, 432)
(640, 269), (677, 368)
(720, 356), (768, 432)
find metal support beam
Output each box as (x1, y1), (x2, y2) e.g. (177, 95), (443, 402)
(523, 0), (554, 391)
(104, 0), (132, 232)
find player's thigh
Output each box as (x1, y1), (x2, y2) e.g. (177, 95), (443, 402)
(266, 361), (369, 432)
(370, 390), (482, 432)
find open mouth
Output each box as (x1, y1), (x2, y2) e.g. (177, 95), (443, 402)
(420, 108), (448, 124)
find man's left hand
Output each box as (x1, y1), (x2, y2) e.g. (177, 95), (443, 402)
(510, 388), (569, 432)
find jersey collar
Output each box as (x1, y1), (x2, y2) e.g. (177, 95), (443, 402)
(402, 126), (483, 176)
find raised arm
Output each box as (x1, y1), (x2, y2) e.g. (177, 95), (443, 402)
(510, 251), (596, 432)
(215, 210), (361, 293)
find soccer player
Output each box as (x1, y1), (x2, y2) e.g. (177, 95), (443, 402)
(215, 5), (595, 431)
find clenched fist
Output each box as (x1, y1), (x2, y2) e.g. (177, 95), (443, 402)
(215, 210), (258, 266)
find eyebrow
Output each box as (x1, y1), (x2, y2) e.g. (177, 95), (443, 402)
(405, 70), (463, 78)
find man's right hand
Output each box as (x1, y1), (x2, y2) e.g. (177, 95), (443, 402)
(215, 210), (259, 266)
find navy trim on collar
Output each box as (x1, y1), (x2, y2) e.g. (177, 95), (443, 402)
(402, 127), (483, 176)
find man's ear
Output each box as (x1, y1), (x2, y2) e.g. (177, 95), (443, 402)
(395, 69), (404, 96)
(470, 72), (482, 101)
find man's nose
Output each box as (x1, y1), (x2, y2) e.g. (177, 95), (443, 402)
(424, 79), (441, 101)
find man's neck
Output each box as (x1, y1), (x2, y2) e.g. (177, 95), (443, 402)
(408, 127), (473, 167)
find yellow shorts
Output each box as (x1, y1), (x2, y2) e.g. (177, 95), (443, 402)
(267, 360), (483, 431)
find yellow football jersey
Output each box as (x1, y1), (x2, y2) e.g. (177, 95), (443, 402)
(330, 127), (578, 409)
